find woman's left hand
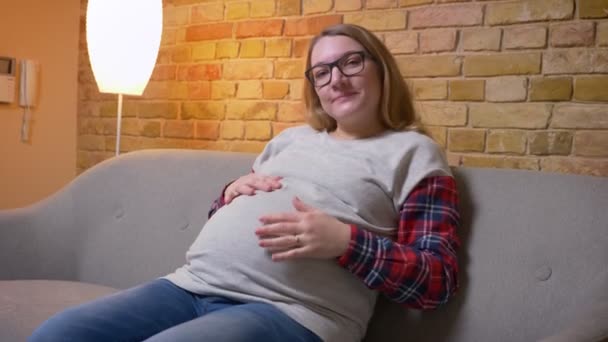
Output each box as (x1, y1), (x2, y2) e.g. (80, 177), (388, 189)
(256, 197), (351, 262)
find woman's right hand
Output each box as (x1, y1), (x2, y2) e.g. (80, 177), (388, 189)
(224, 173), (283, 204)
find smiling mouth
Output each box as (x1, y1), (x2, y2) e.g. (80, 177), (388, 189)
(332, 93), (358, 103)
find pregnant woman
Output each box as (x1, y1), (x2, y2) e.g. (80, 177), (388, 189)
(30, 24), (460, 342)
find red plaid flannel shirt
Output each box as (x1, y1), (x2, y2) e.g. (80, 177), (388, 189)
(208, 175), (460, 310)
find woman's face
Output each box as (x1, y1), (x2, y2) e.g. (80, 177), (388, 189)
(309, 35), (382, 131)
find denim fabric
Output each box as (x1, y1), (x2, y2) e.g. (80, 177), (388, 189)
(29, 279), (321, 342)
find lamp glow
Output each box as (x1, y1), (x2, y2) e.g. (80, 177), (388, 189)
(86, 0), (162, 155)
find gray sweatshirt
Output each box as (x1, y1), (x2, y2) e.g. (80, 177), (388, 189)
(165, 125), (451, 342)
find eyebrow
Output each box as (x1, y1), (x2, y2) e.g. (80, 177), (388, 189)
(310, 50), (362, 68)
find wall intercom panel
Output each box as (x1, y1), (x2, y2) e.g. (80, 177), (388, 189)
(0, 56), (16, 104)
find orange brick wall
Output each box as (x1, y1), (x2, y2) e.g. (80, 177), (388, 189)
(77, 0), (608, 177)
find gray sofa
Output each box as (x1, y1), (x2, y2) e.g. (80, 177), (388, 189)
(1, 149), (607, 342)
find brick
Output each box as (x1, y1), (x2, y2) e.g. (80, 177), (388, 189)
(78, 135), (106, 151)
(191, 3), (224, 23)
(528, 131), (573, 156)
(461, 156), (539, 171)
(263, 81), (290, 99)
(384, 31), (418, 54)
(273, 122), (301, 136)
(157, 48), (172, 64)
(552, 104), (608, 128)
(544, 49), (608, 74)
(367, 0), (398, 9)
(486, 130), (527, 154)
(288, 80), (304, 100)
(266, 39), (292, 57)
(192, 42), (216, 60)
(164, 120), (194, 139)
(486, 0), (574, 25)
(448, 129), (486, 152)
(277, 0), (301, 16)
(236, 20), (284, 38)
(186, 23), (233, 41)
(409, 4), (483, 29)
(426, 126), (447, 148)
(446, 153), (461, 167)
(172, 82), (190, 100)
(137, 102), (178, 119)
(140, 121), (161, 138)
(278, 102), (306, 122)
(236, 80), (263, 99)
(151, 65), (177, 81)
(579, 0), (608, 18)
(486, 77), (527, 102)
(221, 120), (245, 140)
(121, 119), (140, 136)
(245, 121), (272, 140)
(336, 0), (362, 11)
(411, 80), (447, 100)
(223, 61), (273, 80)
(420, 29), (457, 53)
(574, 76), (608, 101)
(211, 81), (236, 99)
(195, 120), (220, 140)
(187, 81), (211, 100)
(226, 2), (249, 20)
(240, 40), (265, 58)
(275, 60), (305, 79)
(530, 77), (572, 101)
(226, 102), (277, 120)
(599, 22), (608, 46)
(503, 26), (547, 49)
(172, 46), (192, 63)
(178, 64), (222, 81)
(462, 28), (501, 51)
(181, 102), (225, 120)
(541, 157), (608, 177)
(400, 0), (433, 7)
(416, 102), (467, 126)
(469, 103), (551, 128)
(251, 0), (275, 17)
(574, 131), (608, 157)
(345, 11), (406, 31)
(161, 29), (177, 46)
(303, 0), (333, 15)
(285, 15), (343, 36)
(397, 55), (462, 77)
(449, 80), (484, 101)
(294, 38), (311, 58)
(550, 22), (595, 47)
(164, 6), (189, 27)
(464, 53), (541, 76)
(216, 41), (240, 59)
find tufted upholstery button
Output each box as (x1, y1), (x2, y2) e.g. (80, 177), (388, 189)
(114, 207), (125, 219)
(535, 266), (552, 281)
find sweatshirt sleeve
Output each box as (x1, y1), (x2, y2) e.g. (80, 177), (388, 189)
(338, 175), (460, 309)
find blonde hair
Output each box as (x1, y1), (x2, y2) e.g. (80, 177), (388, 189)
(303, 24), (424, 134)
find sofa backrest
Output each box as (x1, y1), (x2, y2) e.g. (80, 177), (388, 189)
(8, 149), (608, 342)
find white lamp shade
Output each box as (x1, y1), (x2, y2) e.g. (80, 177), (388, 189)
(86, 0), (163, 96)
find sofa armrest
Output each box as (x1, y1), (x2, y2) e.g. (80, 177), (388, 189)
(0, 197), (80, 281)
(540, 302), (608, 342)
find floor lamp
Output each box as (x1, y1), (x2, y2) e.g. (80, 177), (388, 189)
(86, 0), (163, 156)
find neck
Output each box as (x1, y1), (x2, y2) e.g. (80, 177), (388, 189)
(331, 121), (385, 140)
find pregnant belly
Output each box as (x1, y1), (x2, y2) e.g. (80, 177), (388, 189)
(182, 183), (371, 309)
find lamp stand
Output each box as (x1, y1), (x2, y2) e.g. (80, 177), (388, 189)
(115, 93), (123, 156)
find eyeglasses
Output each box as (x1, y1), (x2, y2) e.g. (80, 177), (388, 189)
(305, 51), (369, 88)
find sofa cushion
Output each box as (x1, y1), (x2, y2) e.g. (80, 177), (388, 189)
(0, 280), (118, 341)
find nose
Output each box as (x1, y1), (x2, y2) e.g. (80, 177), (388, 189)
(329, 65), (346, 87)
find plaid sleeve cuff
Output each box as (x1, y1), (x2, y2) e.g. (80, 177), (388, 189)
(337, 224), (375, 272)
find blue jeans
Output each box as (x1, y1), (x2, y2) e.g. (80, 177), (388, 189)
(29, 279), (322, 342)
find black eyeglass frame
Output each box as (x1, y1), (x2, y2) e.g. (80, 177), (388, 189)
(304, 51), (373, 88)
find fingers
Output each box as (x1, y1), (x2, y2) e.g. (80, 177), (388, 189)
(255, 221), (299, 237)
(258, 234), (300, 253)
(258, 213), (300, 225)
(292, 197), (315, 212)
(225, 174), (282, 203)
